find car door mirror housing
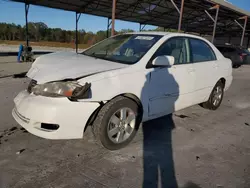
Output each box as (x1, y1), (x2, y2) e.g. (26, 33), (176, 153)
(152, 55), (175, 67)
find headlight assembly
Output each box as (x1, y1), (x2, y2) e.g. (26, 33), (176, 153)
(31, 81), (91, 99)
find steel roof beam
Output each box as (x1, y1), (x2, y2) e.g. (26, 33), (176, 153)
(235, 16), (248, 46)
(111, 0), (116, 36)
(75, 12), (81, 53)
(204, 4), (219, 43)
(25, 3), (29, 47)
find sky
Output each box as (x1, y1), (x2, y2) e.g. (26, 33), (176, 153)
(0, 0), (249, 33)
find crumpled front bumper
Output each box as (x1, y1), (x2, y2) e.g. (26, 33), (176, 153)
(12, 90), (100, 139)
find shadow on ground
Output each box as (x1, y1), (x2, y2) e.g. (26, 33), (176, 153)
(142, 114), (201, 188)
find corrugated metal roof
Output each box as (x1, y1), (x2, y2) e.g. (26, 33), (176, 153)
(211, 0), (250, 17)
(10, 0), (250, 37)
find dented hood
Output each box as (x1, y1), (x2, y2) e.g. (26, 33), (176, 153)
(27, 52), (128, 84)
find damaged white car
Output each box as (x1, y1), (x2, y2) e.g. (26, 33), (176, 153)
(13, 32), (232, 150)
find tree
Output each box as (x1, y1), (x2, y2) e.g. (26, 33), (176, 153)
(83, 32), (94, 44)
(0, 21), (173, 46)
(96, 30), (106, 42)
(119, 29), (134, 34)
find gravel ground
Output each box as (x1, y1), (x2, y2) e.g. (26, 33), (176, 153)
(0, 58), (250, 188)
(0, 45), (84, 78)
(0, 56), (33, 78)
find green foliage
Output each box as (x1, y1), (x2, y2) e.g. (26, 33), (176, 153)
(0, 22), (175, 45)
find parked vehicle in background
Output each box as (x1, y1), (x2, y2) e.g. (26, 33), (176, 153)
(13, 32), (232, 150)
(216, 45), (250, 68)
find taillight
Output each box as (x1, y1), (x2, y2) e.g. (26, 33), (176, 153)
(239, 53), (247, 61)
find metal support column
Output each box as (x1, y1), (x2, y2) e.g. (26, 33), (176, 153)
(241, 16), (248, 47)
(107, 18), (112, 38)
(235, 16), (248, 47)
(25, 3), (30, 46)
(111, 0), (116, 36)
(212, 5), (219, 44)
(170, 0), (184, 32)
(178, 0), (185, 32)
(75, 12), (81, 53)
(139, 23), (146, 31)
(205, 5), (220, 43)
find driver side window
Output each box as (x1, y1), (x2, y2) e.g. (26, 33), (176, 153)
(153, 37), (190, 65)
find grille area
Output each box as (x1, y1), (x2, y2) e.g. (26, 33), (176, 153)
(27, 80), (37, 93)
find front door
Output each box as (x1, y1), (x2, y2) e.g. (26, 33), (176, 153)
(148, 37), (195, 117)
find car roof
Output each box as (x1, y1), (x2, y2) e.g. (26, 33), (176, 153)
(129, 31), (170, 36)
(127, 32), (208, 41)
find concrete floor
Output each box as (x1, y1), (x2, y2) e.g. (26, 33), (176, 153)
(0, 57), (250, 188)
(0, 56), (32, 78)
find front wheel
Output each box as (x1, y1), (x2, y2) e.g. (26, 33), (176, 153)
(201, 81), (224, 110)
(92, 96), (142, 150)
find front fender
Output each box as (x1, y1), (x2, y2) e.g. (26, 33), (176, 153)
(78, 70), (150, 121)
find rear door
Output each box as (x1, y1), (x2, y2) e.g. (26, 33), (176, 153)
(188, 38), (218, 104)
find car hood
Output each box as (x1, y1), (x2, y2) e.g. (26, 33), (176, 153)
(27, 52), (128, 84)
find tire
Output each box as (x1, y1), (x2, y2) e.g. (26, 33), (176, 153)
(201, 81), (224, 110)
(233, 64), (240, 68)
(92, 96), (142, 150)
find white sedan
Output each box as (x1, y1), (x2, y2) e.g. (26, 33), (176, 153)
(12, 32), (232, 150)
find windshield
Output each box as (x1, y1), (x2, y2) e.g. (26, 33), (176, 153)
(82, 34), (162, 64)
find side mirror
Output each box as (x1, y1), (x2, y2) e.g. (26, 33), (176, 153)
(152, 55), (175, 67)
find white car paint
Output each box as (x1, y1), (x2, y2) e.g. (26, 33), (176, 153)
(12, 90), (99, 139)
(27, 51), (129, 84)
(13, 32), (233, 140)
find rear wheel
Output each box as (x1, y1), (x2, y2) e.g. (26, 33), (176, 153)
(233, 64), (241, 68)
(92, 96), (141, 150)
(201, 81), (224, 110)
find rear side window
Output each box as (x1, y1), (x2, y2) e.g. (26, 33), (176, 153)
(189, 38), (216, 62)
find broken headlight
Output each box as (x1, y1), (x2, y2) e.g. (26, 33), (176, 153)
(31, 81), (91, 99)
